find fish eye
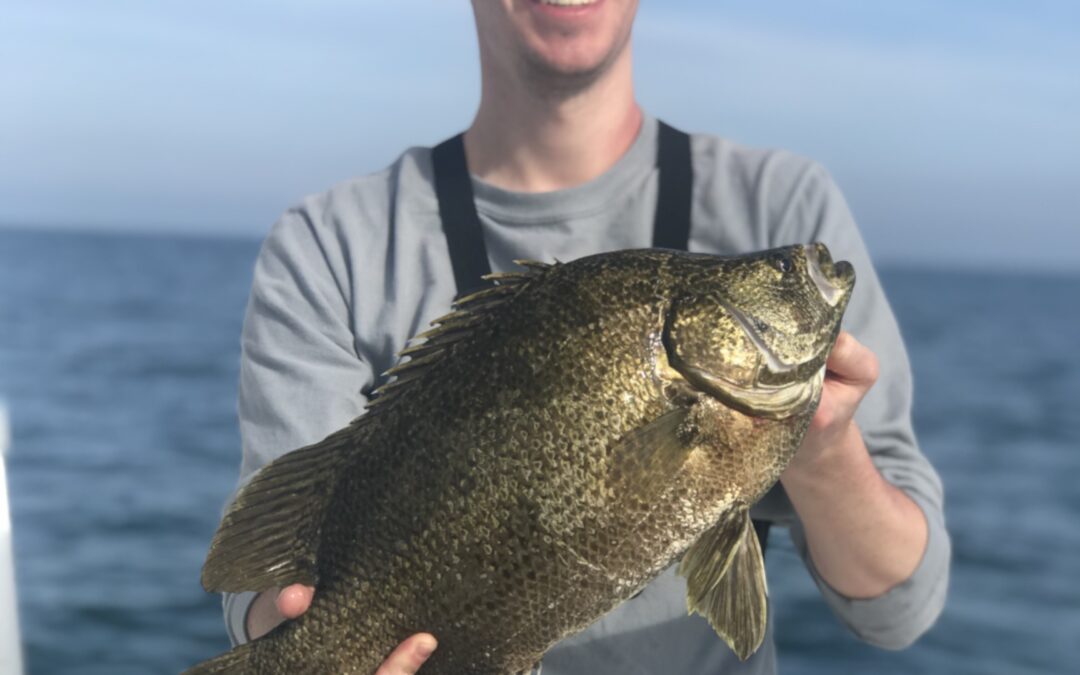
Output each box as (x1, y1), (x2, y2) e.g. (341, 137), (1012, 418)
(773, 255), (794, 274)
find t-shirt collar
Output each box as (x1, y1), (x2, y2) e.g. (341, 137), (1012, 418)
(470, 114), (659, 224)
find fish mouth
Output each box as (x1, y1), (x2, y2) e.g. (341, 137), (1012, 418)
(714, 245), (854, 379)
(807, 243), (855, 306)
(658, 245), (851, 419)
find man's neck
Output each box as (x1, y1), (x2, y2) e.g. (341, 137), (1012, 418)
(463, 49), (642, 193)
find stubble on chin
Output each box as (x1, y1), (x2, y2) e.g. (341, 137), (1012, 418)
(516, 25), (633, 101)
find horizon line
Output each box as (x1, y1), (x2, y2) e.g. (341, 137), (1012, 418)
(3, 221), (1076, 280)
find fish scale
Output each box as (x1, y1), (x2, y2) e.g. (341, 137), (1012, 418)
(188, 245), (853, 674)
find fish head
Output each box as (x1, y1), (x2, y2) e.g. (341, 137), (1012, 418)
(664, 244), (855, 419)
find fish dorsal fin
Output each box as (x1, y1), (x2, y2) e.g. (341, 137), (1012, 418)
(511, 259), (553, 274)
(200, 428), (355, 593)
(367, 261), (551, 410)
(678, 511), (768, 660)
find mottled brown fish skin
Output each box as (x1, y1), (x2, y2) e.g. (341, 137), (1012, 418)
(189, 245), (854, 674)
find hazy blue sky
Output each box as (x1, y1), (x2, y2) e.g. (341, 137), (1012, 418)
(3, 1), (1078, 271)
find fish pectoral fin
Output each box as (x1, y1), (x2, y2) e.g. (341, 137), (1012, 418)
(679, 511), (768, 661)
(607, 407), (692, 501)
(200, 429), (353, 593)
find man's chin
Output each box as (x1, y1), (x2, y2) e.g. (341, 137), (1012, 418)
(519, 37), (627, 93)
(521, 56), (606, 95)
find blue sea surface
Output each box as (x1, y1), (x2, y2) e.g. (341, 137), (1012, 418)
(0, 227), (1077, 674)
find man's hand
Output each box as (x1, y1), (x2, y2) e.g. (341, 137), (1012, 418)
(781, 331), (928, 599)
(247, 584), (437, 674)
(246, 584), (313, 639)
(788, 330), (879, 473)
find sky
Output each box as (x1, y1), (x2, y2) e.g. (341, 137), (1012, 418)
(2, 0), (1078, 272)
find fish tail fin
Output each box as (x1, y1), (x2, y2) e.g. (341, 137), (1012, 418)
(201, 429), (354, 593)
(183, 641), (257, 675)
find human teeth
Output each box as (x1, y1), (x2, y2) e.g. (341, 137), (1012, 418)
(540, 0), (598, 6)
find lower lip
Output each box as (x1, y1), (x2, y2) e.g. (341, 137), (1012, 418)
(529, 0), (604, 21)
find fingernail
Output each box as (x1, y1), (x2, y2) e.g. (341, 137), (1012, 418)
(416, 636), (437, 659)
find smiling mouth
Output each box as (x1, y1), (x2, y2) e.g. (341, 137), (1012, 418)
(536, 0), (600, 5)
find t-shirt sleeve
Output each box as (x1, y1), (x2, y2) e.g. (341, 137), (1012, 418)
(773, 162), (951, 649)
(222, 203), (376, 644)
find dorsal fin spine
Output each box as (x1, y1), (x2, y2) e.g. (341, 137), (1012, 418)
(383, 349), (446, 377)
(367, 258), (554, 412)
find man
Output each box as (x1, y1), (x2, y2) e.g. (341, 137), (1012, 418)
(221, 1), (949, 673)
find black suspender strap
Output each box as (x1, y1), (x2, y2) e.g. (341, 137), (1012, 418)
(652, 120), (693, 250)
(431, 121), (770, 553)
(431, 120), (696, 295)
(431, 133), (494, 297)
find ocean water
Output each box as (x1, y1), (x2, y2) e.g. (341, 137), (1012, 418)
(0, 227), (1076, 674)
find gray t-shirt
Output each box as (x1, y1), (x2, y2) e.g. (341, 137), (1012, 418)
(223, 115), (949, 674)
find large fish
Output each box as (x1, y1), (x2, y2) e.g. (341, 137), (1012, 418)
(189, 244), (854, 674)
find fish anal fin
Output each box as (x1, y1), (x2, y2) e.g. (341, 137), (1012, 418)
(679, 512), (768, 660)
(200, 431), (352, 593)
